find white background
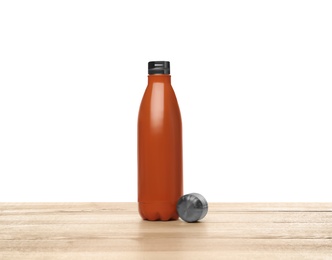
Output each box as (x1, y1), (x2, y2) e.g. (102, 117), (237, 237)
(0, 1), (331, 202)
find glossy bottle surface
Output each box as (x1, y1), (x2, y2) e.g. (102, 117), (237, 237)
(138, 74), (183, 221)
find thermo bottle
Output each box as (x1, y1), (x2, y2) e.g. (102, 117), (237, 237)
(138, 61), (183, 221)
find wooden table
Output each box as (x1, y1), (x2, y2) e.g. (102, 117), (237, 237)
(0, 203), (331, 259)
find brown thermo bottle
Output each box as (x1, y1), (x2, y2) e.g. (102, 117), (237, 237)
(138, 61), (183, 221)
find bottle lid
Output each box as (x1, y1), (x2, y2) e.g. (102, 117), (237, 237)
(148, 61), (170, 75)
(177, 193), (208, 223)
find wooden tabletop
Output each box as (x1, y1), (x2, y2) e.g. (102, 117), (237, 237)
(1, 203), (332, 259)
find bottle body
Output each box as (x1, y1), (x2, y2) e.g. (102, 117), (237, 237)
(138, 74), (183, 221)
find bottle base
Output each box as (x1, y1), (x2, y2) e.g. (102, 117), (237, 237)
(138, 202), (179, 221)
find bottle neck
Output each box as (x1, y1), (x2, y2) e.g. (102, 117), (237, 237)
(148, 74), (171, 85)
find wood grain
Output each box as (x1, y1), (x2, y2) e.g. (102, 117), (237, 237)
(0, 203), (331, 259)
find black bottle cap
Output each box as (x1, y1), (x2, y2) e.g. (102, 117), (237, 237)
(148, 61), (170, 75)
(177, 193), (208, 223)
